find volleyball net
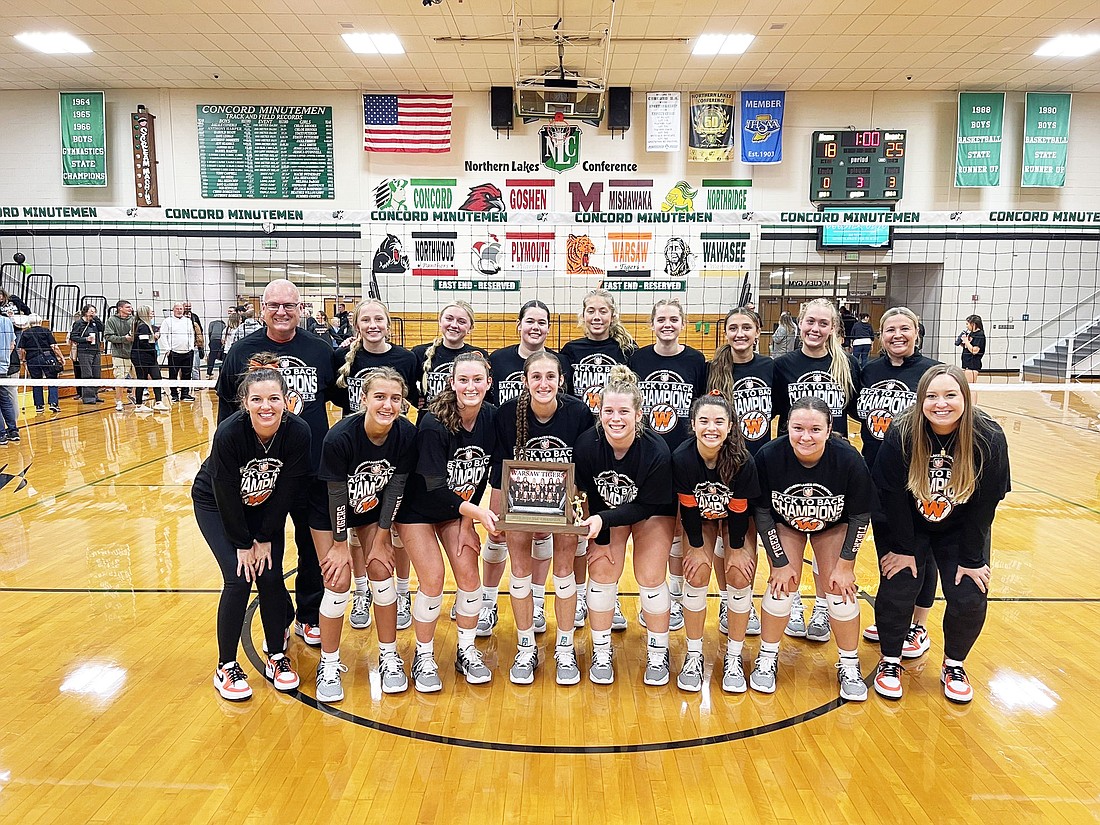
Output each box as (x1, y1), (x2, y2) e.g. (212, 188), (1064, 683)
(0, 207), (1097, 402)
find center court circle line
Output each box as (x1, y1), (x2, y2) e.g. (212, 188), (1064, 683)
(241, 583), (871, 754)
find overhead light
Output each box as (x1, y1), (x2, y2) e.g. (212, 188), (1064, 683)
(1034, 34), (1100, 57)
(342, 32), (404, 55)
(693, 33), (754, 56)
(15, 31), (92, 54)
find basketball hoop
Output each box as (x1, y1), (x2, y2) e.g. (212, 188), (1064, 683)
(551, 111), (566, 123)
(545, 112), (572, 155)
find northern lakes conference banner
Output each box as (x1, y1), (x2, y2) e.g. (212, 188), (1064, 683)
(739, 91), (784, 164)
(688, 93), (735, 162)
(1022, 92), (1071, 187)
(955, 92), (1004, 187)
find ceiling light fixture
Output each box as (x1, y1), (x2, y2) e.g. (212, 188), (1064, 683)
(1034, 34), (1100, 57)
(342, 32), (404, 55)
(693, 33), (754, 56)
(14, 31), (92, 54)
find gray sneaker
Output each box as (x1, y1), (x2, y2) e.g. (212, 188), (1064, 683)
(612, 598), (628, 631)
(455, 645), (492, 684)
(668, 599), (685, 632)
(785, 595), (807, 638)
(412, 651), (442, 693)
(643, 644), (670, 686)
(676, 651), (705, 692)
(722, 653), (747, 693)
(574, 593), (588, 628)
(315, 657), (348, 703)
(378, 650), (408, 694)
(749, 654), (778, 694)
(532, 601), (547, 634)
(837, 659), (868, 701)
(509, 642), (540, 684)
(590, 645), (615, 684)
(349, 591), (372, 629)
(746, 604), (762, 636)
(555, 645), (581, 685)
(718, 600), (729, 635)
(807, 606), (832, 642)
(476, 603), (498, 637)
(396, 592), (412, 631)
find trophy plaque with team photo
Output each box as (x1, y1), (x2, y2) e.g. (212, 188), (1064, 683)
(498, 460), (590, 535)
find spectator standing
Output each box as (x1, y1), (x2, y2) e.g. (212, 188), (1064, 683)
(183, 302), (205, 381)
(770, 311), (799, 356)
(16, 314), (64, 413)
(206, 313), (228, 377)
(160, 303), (196, 402)
(0, 310), (18, 444)
(69, 305), (105, 404)
(224, 305), (263, 351)
(850, 312), (875, 367)
(131, 306), (169, 412)
(104, 300), (136, 411)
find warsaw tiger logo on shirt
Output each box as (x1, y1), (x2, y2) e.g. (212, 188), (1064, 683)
(856, 380), (916, 440)
(572, 354), (618, 413)
(638, 370), (693, 434)
(917, 453), (955, 522)
(497, 370), (525, 405)
(447, 446), (491, 502)
(240, 458), (283, 506)
(348, 460), (395, 514)
(788, 371), (845, 417)
(595, 470), (639, 507)
(273, 355), (318, 415)
(772, 482), (844, 532)
(690, 481), (738, 519)
(733, 375), (772, 441)
(517, 435), (572, 463)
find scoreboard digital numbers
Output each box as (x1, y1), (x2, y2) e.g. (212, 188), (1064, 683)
(810, 130), (906, 202)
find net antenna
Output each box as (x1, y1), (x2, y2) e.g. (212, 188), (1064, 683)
(511, 0), (614, 125)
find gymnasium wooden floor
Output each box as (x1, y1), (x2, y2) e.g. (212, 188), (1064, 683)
(1, 386), (1098, 824)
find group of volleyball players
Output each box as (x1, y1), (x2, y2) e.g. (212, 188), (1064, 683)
(198, 287), (1009, 707)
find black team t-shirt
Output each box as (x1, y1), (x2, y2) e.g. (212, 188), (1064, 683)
(672, 439), (760, 549)
(396, 405), (497, 524)
(855, 353), (939, 466)
(192, 410), (313, 548)
(411, 342), (489, 407)
(334, 343), (420, 416)
(724, 353), (776, 455)
(216, 329), (339, 472)
(490, 393), (594, 487)
(560, 337), (630, 414)
(628, 345), (708, 452)
(771, 349), (861, 439)
(574, 428), (676, 544)
(487, 345), (567, 407)
(318, 414), (418, 527)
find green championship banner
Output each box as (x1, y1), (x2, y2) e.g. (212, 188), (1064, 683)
(60, 92), (107, 187)
(955, 92), (1004, 187)
(1022, 93), (1071, 187)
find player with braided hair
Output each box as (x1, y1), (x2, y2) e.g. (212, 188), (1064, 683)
(411, 301), (487, 408)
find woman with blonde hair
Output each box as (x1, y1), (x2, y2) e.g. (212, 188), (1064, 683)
(871, 365), (1010, 703)
(411, 301), (487, 407)
(131, 306), (170, 412)
(771, 297), (862, 642)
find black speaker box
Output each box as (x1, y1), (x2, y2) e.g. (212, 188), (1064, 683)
(608, 87), (631, 130)
(490, 86), (514, 130)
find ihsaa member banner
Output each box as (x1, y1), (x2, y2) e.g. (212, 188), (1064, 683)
(739, 91), (784, 164)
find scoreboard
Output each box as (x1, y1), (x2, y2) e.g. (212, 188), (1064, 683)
(810, 130), (906, 202)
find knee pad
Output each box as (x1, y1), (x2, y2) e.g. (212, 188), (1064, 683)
(682, 583), (709, 613)
(586, 580), (617, 613)
(761, 589), (794, 619)
(638, 582), (671, 615)
(369, 577), (397, 607)
(713, 536), (725, 559)
(482, 538), (508, 564)
(531, 535), (553, 561)
(727, 584), (753, 615)
(575, 538), (588, 558)
(826, 593), (861, 622)
(412, 591), (443, 623)
(669, 535), (683, 559)
(508, 574), (533, 601)
(553, 573), (577, 601)
(320, 588), (348, 619)
(455, 587), (483, 618)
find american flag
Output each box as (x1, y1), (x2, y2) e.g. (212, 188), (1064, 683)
(363, 94), (452, 153)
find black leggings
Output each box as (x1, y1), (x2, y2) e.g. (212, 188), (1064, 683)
(874, 530), (988, 661)
(916, 554), (938, 610)
(133, 362), (163, 404)
(195, 504), (294, 664)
